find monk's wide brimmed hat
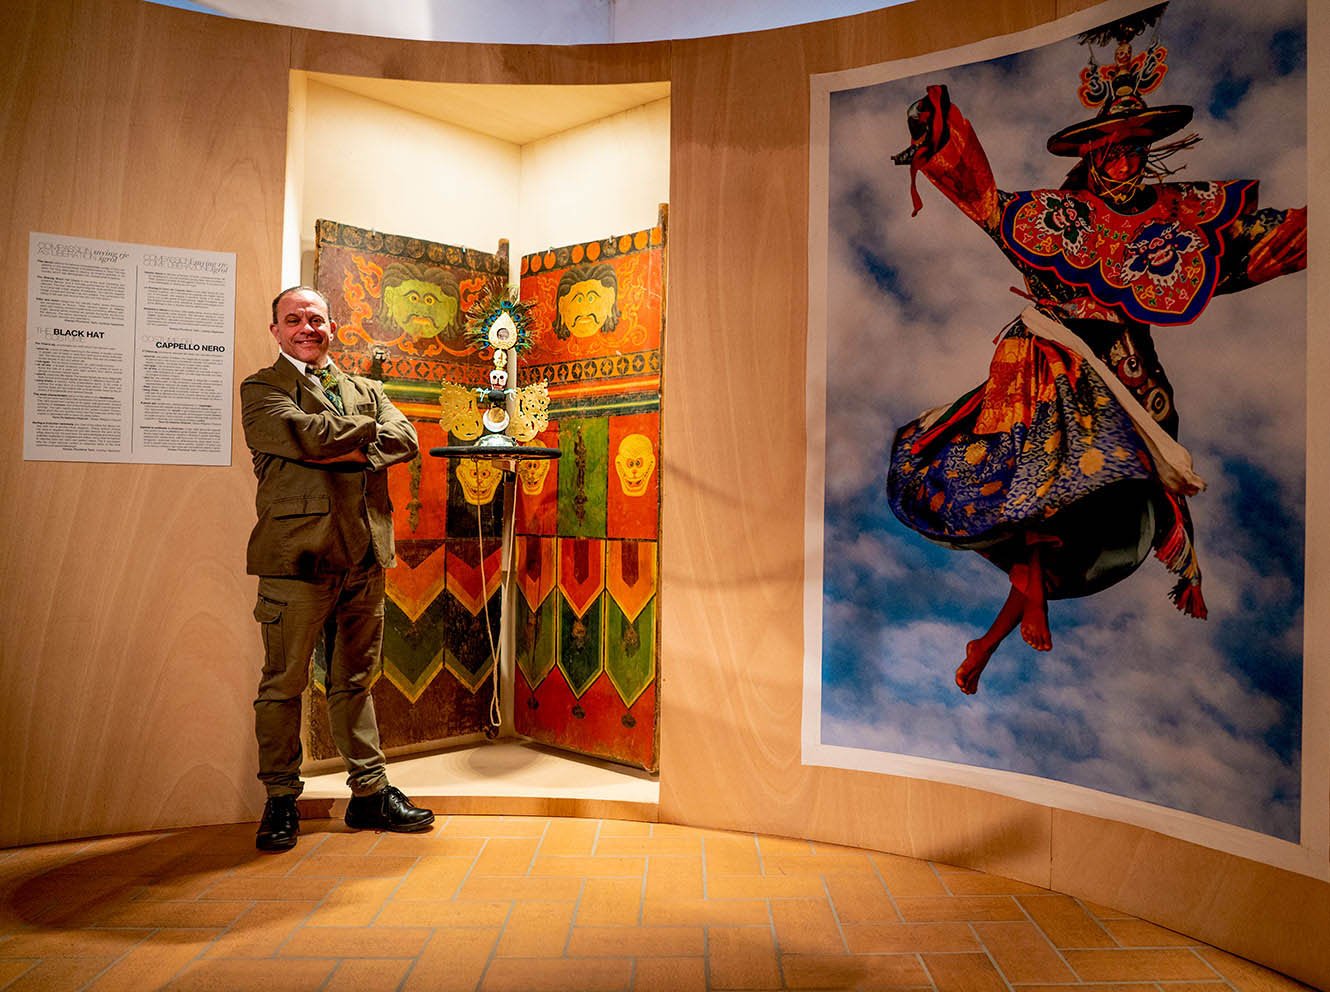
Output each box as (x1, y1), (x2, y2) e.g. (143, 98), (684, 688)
(1049, 3), (1193, 158)
(1048, 99), (1197, 156)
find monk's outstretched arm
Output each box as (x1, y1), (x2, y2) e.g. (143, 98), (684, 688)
(892, 84), (1001, 230)
(1217, 205), (1307, 294)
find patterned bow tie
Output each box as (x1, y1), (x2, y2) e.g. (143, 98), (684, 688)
(310, 365), (344, 414)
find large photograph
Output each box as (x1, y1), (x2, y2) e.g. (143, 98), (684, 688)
(806, 0), (1314, 862)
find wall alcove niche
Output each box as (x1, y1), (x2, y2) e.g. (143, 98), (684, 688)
(282, 70), (669, 817)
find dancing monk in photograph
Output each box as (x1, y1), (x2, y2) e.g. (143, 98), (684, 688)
(886, 8), (1306, 694)
(242, 286), (436, 850)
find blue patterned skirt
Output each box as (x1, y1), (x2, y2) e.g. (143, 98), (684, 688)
(886, 324), (1164, 600)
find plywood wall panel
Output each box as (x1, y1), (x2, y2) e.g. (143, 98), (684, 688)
(800, 769), (1056, 884)
(656, 24), (813, 851)
(1051, 811), (1330, 987)
(658, 0), (1073, 863)
(798, 0), (1060, 73)
(0, 0), (289, 847)
(657, 7), (1068, 890)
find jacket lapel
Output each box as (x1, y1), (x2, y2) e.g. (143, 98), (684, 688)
(272, 356), (338, 415)
(333, 373), (355, 414)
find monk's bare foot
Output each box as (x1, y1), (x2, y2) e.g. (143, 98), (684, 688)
(1018, 541), (1051, 651)
(1020, 599), (1051, 651)
(955, 640), (993, 695)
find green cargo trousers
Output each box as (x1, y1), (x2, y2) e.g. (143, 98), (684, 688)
(252, 562), (388, 799)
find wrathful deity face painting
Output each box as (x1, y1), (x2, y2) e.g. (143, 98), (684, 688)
(380, 264), (461, 342)
(517, 457), (552, 496)
(614, 433), (656, 496)
(456, 457), (503, 505)
(554, 265), (620, 339)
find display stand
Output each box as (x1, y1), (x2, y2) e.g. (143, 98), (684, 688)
(430, 292), (560, 737)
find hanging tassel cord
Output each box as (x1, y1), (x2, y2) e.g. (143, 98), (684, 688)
(1154, 491), (1207, 620)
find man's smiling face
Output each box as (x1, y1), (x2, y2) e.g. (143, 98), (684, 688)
(271, 289), (335, 366)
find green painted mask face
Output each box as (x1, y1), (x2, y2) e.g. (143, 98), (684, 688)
(383, 279), (458, 339)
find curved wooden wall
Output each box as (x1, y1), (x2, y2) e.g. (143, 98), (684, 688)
(1, 0), (290, 846)
(1, 0), (1324, 983)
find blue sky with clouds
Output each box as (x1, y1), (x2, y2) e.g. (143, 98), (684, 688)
(818, 0), (1307, 840)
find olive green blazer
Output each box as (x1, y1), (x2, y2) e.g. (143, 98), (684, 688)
(241, 357), (418, 577)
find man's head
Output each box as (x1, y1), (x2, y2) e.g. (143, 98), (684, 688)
(553, 264), (620, 340)
(270, 286), (335, 367)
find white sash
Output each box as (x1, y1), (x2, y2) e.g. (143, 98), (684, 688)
(1019, 306), (1205, 496)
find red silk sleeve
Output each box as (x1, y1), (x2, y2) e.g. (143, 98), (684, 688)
(911, 89), (1000, 229)
(1246, 206), (1307, 286)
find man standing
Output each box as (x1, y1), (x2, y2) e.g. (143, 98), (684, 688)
(242, 286), (434, 852)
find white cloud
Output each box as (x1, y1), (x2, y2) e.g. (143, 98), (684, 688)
(823, 584), (1298, 834)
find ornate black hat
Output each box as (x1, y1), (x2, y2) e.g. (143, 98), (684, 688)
(1046, 3), (1193, 158)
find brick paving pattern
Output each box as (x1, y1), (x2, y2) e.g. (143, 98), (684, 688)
(0, 816), (1312, 991)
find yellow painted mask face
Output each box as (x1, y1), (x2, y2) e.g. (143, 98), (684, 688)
(516, 457), (551, 496)
(614, 433), (656, 496)
(556, 278), (616, 338)
(456, 457), (503, 505)
(383, 278), (458, 339)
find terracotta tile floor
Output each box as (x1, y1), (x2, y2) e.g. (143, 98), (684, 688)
(0, 816), (1312, 991)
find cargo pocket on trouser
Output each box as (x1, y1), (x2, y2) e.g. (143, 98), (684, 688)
(254, 595), (286, 677)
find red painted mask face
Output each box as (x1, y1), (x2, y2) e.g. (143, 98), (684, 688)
(1091, 142), (1148, 185)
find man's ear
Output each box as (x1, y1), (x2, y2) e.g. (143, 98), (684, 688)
(268, 323), (281, 341)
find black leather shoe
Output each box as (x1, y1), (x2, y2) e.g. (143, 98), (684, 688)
(256, 795), (300, 852)
(344, 785), (435, 832)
